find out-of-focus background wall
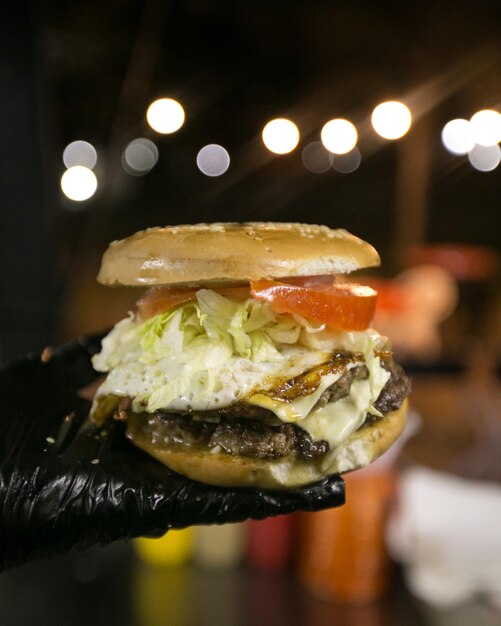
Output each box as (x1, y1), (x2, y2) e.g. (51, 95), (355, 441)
(1, 2), (500, 625)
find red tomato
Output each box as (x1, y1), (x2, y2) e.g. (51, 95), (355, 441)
(137, 276), (378, 331)
(137, 285), (250, 319)
(250, 279), (377, 331)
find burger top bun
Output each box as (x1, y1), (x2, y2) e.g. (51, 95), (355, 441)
(97, 222), (380, 287)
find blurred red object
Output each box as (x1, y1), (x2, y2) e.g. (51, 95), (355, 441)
(247, 514), (294, 570)
(364, 280), (411, 313)
(365, 266), (458, 362)
(407, 245), (498, 282)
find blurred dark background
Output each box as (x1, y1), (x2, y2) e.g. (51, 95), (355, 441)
(1, 0), (500, 360)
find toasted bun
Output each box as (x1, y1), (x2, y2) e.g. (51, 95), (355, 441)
(126, 400), (407, 489)
(98, 223), (380, 287)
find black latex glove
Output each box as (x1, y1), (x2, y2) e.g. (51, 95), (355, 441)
(0, 334), (344, 571)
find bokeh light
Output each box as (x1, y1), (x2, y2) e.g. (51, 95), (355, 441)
(468, 144), (501, 172)
(301, 141), (333, 173)
(196, 144), (230, 176)
(371, 101), (412, 140)
(62, 140), (97, 169)
(122, 138), (159, 176)
(146, 98), (185, 134)
(441, 119), (475, 155)
(262, 118), (300, 154)
(60, 166), (98, 201)
(320, 119), (357, 155)
(331, 147), (362, 173)
(469, 109), (501, 147)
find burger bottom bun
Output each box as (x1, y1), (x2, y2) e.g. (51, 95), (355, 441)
(126, 400), (407, 490)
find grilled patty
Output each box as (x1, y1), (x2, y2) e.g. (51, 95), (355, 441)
(142, 413), (329, 461)
(124, 354), (411, 461)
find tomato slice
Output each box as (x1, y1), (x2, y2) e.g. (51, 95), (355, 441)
(250, 279), (377, 331)
(137, 284), (250, 319)
(137, 287), (197, 319)
(137, 277), (377, 331)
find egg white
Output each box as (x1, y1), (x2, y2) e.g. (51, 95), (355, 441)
(95, 345), (334, 413)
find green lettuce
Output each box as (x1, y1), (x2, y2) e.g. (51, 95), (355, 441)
(92, 290), (309, 412)
(91, 289), (390, 415)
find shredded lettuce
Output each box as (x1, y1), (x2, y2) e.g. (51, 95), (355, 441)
(93, 291), (307, 412)
(91, 289), (390, 415)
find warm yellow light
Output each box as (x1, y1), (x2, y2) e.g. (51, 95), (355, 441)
(441, 119), (475, 155)
(320, 119), (357, 155)
(146, 98), (185, 134)
(60, 166), (97, 201)
(262, 118), (300, 154)
(469, 109), (501, 147)
(371, 101), (412, 140)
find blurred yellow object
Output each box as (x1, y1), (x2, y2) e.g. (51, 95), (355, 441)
(134, 562), (190, 626)
(134, 528), (193, 568)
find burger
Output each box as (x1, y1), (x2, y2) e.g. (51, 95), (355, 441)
(90, 223), (410, 489)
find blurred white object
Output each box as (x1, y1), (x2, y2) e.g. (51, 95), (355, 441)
(193, 523), (246, 569)
(388, 467), (501, 607)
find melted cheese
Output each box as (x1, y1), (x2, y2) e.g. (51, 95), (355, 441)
(247, 372), (342, 422)
(301, 379), (372, 445)
(248, 366), (390, 456)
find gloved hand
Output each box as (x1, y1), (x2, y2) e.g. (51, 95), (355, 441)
(0, 334), (344, 570)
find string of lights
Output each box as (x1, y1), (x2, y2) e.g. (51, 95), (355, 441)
(60, 98), (501, 203)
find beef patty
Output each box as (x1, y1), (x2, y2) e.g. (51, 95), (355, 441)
(123, 353), (411, 462)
